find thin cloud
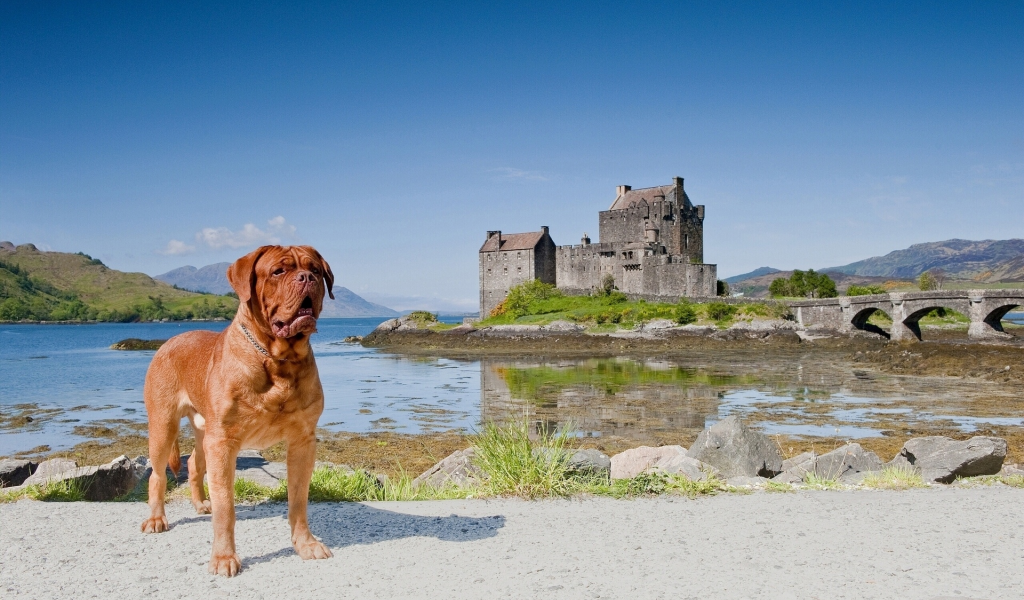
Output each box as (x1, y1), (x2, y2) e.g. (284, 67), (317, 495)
(490, 167), (549, 182)
(196, 216), (297, 250)
(158, 239), (196, 255)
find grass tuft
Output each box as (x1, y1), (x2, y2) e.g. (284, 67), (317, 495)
(472, 420), (582, 498)
(804, 472), (842, 490)
(861, 466), (927, 490)
(1001, 474), (1024, 488)
(764, 481), (795, 493)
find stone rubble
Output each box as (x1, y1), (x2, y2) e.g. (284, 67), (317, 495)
(889, 436), (1007, 483)
(686, 415), (783, 478)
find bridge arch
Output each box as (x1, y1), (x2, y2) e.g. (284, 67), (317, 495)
(897, 305), (968, 341)
(982, 303), (1022, 334)
(850, 306), (891, 338)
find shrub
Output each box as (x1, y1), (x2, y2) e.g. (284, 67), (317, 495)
(706, 302), (737, 321)
(674, 300), (697, 325)
(769, 270), (838, 299)
(473, 420), (580, 498)
(600, 274), (616, 295)
(503, 280), (561, 318)
(716, 280), (730, 297)
(846, 285), (887, 296)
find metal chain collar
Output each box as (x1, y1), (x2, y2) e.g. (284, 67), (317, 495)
(239, 322), (271, 358)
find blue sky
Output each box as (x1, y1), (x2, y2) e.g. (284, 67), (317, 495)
(2, 2), (1022, 311)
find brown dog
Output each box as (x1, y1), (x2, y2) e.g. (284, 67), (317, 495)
(140, 245), (335, 576)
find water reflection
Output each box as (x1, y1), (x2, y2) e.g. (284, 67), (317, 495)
(478, 356), (1023, 446)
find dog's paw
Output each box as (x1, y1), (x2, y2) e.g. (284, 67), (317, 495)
(208, 553), (242, 577)
(294, 538), (333, 560)
(192, 499), (212, 515)
(140, 516), (169, 533)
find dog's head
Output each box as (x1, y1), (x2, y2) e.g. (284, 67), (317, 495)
(227, 245), (335, 339)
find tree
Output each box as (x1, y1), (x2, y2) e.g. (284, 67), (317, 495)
(601, 274), (616, 296)
(930, 268), (946, 290)
(716, 280), (730, 297)
(918, 271), (936, 291)
(768, 270), (837, 299)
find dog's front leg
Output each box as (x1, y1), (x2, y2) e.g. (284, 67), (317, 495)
(206, 438), (242, 576)
(287, 433), (332, 560)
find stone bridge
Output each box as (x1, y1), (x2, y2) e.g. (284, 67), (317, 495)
(790, 290), (1024, 341)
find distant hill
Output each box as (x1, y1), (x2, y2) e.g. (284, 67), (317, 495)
(321, 287), (399, 318)
(723, 267), (781, 284)
(0, 242), (237, 321)
(156, 261), (398, 317)
(156, 262), (232, 294)
(826, 239), (1024, 282)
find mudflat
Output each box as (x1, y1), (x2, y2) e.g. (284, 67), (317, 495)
(2, 488), (1021, 599)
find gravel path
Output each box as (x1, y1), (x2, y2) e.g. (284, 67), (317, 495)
(2, 488), (1022, 599)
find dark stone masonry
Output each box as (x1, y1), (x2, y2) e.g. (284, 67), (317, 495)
(479, 177), (718, 315)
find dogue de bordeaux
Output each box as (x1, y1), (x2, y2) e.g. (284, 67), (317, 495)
(141, 245), (335, 576)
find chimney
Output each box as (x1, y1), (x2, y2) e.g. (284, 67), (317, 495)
(581, 232), (591, 246)
(541, 226), (549, 236)
(487, 230), (501, 240)
(616, 185), (631, 196)
(673, 176), (684, 191)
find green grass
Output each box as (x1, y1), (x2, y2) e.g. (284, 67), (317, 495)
(472, 420), (583, 498)
(478, 280), (790, 330)
(861, 465), (927, 490)
(0, 476), (90, 502)
(764, 481), (795, 493)
(1001, 474), (1024, 488)
(803, 472), (843, 490)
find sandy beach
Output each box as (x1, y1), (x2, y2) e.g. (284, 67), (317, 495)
(2, 488), (1021, 599)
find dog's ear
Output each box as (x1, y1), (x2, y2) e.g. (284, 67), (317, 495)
(227, 246), (273, 304)
(308, 247), (335, 300)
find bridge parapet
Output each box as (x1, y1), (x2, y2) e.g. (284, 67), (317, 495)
(789, 290), (1023, 341)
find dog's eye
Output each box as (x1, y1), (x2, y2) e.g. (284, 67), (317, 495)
(272, 268), (285, 276)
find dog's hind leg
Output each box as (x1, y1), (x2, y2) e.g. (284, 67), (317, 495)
(186, 412), (212, 514)
(140, 389), (180, 534)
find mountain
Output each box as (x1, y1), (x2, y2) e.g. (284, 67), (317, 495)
(320, 287), (400, 318)
(723, 267), (781, 284)
(155, 262), (233, 294)
(826, 239), (1024, 282)
(0, 242), (237, 321)
(156, 261), (398, 317)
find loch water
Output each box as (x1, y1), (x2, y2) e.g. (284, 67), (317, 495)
(1, 317), (1023, 456)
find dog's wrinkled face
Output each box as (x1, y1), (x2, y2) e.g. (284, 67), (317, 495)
(227, 245), (335, 339)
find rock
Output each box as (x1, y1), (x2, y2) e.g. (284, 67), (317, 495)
(0, 459), (37, 488)
(642, 319), (678, 330)
(342, 335), (363, 343)
(443, 323), (477, 335)
(812, 444), (883, 483)
(686, 416), (783, 478)
(781, 451), (816, 472)
(109, 338), (166, 350)
(890, 436), (1007, 483)
(413, 448), (484, 489)
(566, 449), (611, 477)
(1000, 463), (1024, 477)
(729, 319), (798, 332)
(22, 458), (78, 486)
(543, 320), (583, 332)
(20, 455), (142, 501)
(235, 451), (287, 488)
(374, 318), (401, 333)
(610, 445), (686, 480)
(649, 454), (719, 481)
(772, 452), (818, 483)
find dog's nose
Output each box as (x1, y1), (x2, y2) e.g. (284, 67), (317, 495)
(295, 270), (315, 285)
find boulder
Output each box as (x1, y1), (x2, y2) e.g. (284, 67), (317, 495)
(413, 448), (485, 489)
(890, 436), (1007, 483)
(781, 451), (816, 472)
(812, 444), (883, 483)
(649, 454), (719, 482)
(565, 449), (611, 478)
(374, 318), (401, 333)
(999, 464), (1024, 477)
(235, 450), (286, 488)
(773, 452), (818, 484)
(0, 459), (37, 488)
(18, 455), (142, 500)
(610, 445), (686, 480)
(686, 416), (783, 478)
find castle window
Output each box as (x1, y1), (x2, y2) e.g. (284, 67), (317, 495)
(517, 252), (521, 258)
(503, 267), (508, 275)
(685, 234), (689, 249)
(517, 266), (522, 273)
(487, 269), (492, 274)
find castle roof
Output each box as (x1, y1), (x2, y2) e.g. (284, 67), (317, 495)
(479, 230), (546, 253)
(609, 184), (692, 211)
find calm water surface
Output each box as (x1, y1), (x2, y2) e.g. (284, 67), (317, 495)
(1, 318), (1022, 455)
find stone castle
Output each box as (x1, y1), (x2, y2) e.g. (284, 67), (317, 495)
(479, 176), (718, 315)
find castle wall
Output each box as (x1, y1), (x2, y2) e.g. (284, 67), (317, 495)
(479, 248), (536, 315)
(554, 243), (716, 300)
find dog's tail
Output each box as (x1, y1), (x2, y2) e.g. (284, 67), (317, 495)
(168, 438), (181, 477)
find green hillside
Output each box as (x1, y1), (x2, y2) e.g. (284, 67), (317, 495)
(0, 243), (238, 322)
